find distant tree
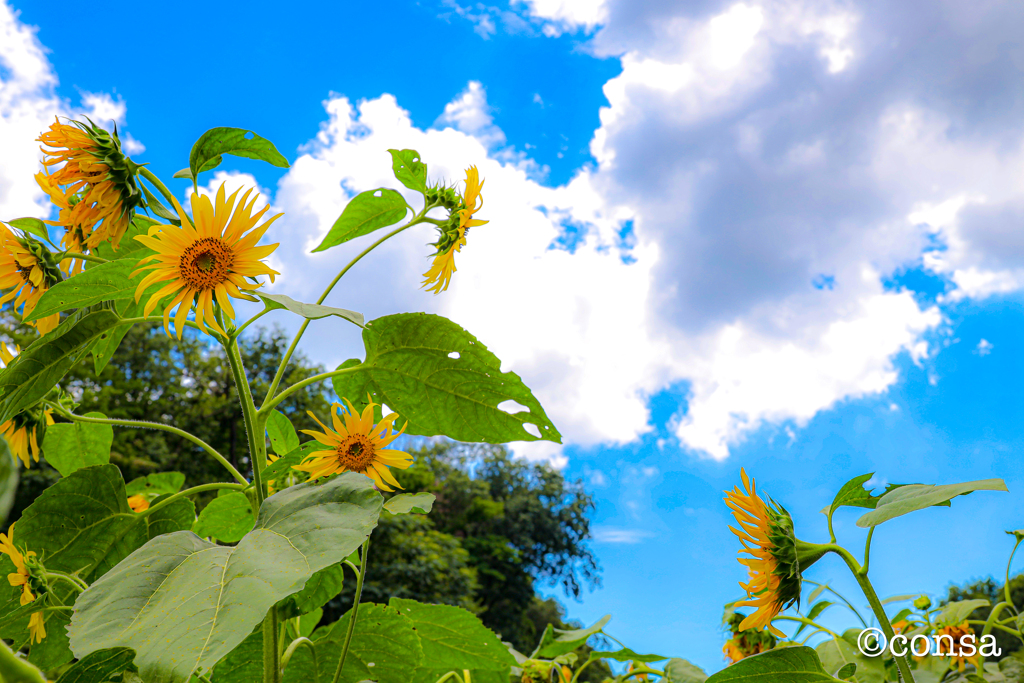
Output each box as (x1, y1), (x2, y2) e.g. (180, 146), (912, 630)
(943, 573), (1024, 660)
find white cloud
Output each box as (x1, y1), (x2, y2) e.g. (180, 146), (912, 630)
(976, 339), (993, 356)
(435, 81), (506, 149)
(513, 0), (607, 34)
(592, 526), (654, 544)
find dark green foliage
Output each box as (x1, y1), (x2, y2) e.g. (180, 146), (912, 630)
(943, 573), (1024, 660)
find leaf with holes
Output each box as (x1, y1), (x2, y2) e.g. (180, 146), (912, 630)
(312, 188), (408, 252)
(257, 293), (363, 327)
(67, 472), (382, 683)
(41, 413), (113, 477)
(388, 149), (428, 193)
(331, 313), (561, 444)
(188, 127), (289, 180)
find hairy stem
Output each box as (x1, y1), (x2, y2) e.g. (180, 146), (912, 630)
(224, 340), (265, 503)
(259, 366), (358, 416)
(282, 637), (318, 683)
(263, 608), (281, 683)
(141, 482), (247, 517)
(332, 539), (370, 683)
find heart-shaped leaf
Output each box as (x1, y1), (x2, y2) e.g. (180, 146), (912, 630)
(312, 188), (408, 252)
(388, 149), (428, 193)
(41, 413), (113, 477)
(188, 128), (289, 180)
(704, 646), (839, 682)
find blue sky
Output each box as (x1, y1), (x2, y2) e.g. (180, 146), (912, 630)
(3, 0), (1024, 674)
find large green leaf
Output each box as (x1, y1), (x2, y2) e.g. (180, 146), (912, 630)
(90, 216), (161, 263)
(856, 479), (1008, 528)
(55, 647), (136, 683)
(258, 293), (363, 328)
(536, 614), (610, 658)
(125, 472), (185, 497)
(815, 636), (883, 683)
(388, 149), (428, 193)
(276, 561), (346, 620)
(7, 217), (52, 243)
(0, 440), (18, 527)
(41, 413), (113, 477)
(383, 492), (435, 515)
(0, 310), (121, 423)
(29, 608), (73, 670)
(67, 472), (382, 683)
(188, 128), (290, 180)
(29, 259), (140, 320)
(705, 646), (839, 682)
(191, 492), (254, 543)
(312, 188), (408, 252)
(145, 495), (196, 540)
(822, 474), (882, 517)
(266, 409), (300, 456)
(664, 659), (708, 683)
(937, 599), (990, 627)
(332, 313), (561, 444)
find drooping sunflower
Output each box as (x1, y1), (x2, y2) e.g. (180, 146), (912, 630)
(936, 621), (981, 672)
(293, 398), (412, 491)
(722, 610), (776, 663)
(0, 524), (45, 643)
(422, 166), (488, 294)
(724, 469), (823, 637)
(36, 117), (143, 254)
(0, 223), (62, 334)
(132, 183), (281, 338)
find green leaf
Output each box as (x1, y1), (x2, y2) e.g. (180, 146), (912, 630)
(833, 663), (856, 681)
(172, 168), (193, 180)
(41, 413), (113, 477)
(277, 561), (346, 620)
(389, 598), (517, 683)
(91, 319), (132, 374)
(297, 608), (322, 638)
(29, 609), (73, 669)
(125, 472), (186, 496)
(191, 492), (254, 543)
(90, 215), (161, 263)
(388, 149), (428, 193)
(815, 636), (883, 683)
(332, 313), (562, 444)
(258, 293), (364, 328)
(383, 492), (435, 515)
(704, 646), (839, 682)
(0, 309), (121, 423)
(823, 473), (882, 517)
(664, 659), (708, 683)
(55, 647), (137, 683)
(30, 259), (142, 321)
(807, 584), (828, 605)
(263, 442), (319, 480)
(7, 217), (52, 243)
(140, 183), (180, 222)
(536, 614), (610, 658)
(317, 603), (424, 683)
(856, 479), (1008, 528)
(145, 495), (196, 540)
(266, 409), (300, 456)
(209, 629), (266, 683)
(312, 188), (408, 252)
(589, 648), (666, 663)
(189, 127), (289, 179)
(0, 440), (18, 527)
(794, 601), (833, 638)
(68, 472), (382, 683)
(938, 599), (991, 627)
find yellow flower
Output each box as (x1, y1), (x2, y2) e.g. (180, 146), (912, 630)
(724, 469), (823, 638)
(0, 344), (54, 468)
(131, 183), (281, 338)
(127, 494), (149, 513)
(294, 398), (412, 492)
(936, 621), (981, 672)
(36, 118), (142, 254)
(0, 224), (62, 334)
(0, 524), (45, 643)
(422, 166), (488, 294)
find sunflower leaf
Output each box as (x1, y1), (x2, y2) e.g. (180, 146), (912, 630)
(41, 412), (113, 477)
(704, 646), (838, 682)
(664, 658), (709, 683)
(855, 479), (1008, 528)
(388, 149), (428, 194)
(332, 313), (562, 445)
(257, 293), (363, 328)
(7, 217), (52, 244)
(188, 128), (289, 180)
(266, 410), (299, 455)
(125, 472), (185, 497)
(0, 310), (121, 424)
(67, 472), (382, 683)
(191, 492), (254, 543)
(312, 188), (409, 252)
(54, 647), (137, 683)
(28, 259), (141, 321)
(140, 183), (180, 222)
(383, 492), (435, 515)
(536, 614), (610, 658)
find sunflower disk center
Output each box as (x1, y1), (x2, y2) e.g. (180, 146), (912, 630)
(180, 237), (233, 290)
(334, 435), (377, 472)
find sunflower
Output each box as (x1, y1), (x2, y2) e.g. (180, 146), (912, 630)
(0, 524), (45, 643)
(0, 344), (54, 468)
(131, 183), (281, 338)
(293, 398), (412, 491)
(36, 117), (143, 253)
(126, 494), (150, 513)
(936, 622), (981, 672)
(422, 166), (488, 294)
(724, 469), (823, 637)
(722, 610), (776, 663)
(0, 224), (62, 334)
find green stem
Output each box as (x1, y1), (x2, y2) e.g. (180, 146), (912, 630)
(260, 366), (358, 416)
(51, 407), (248, 486)
(263, 215), (428, 408)
(225, 340), (266, 504)
(332, 539), (370, 683)
(141, 482), (246, 517)
(862, 527), (875, 574)
(233, 306), (272, 340)
(281, 637), (318, 683)
(802, 580), (868, 628)
(1006, 538), (1022, 610)
(139, 167), (180, 208)
(263, 608), (281, 683)
(60, 251), (107, 264)
(982, 603), (1012, 638)
(118, 316), (207, 334)
(44, 570), (88, 593)
(0, 638), (45, 683)
(968, 619), (1021, 637)
(828, 545), (916, 683)
(775, 615), (841, 639)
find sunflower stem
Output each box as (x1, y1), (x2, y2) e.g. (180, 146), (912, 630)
(138, 167), (180, 208)
(281, 637), (318, 683)
(43, 570), (88, 593)
(774, 615), (842, 639)
(828, 545), (916, 683)
(139, 482), (247, 517)
(259, 365), (359, 417)
(60, 251), (107, 264)
(225, 340), (266, 503)
(263, 607), (281, 683)
(332, 539), (370, 683)
(48, 405), (248, 486)
(262, 208), (435, 409)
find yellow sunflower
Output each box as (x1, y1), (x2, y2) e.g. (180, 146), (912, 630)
(0, 524), (45, 644)
(725, 469), (823, 637)
(126, 494), (150, 513)
(0, 344), (54, 469)
(36, 118), (142, 253)
(422, 166), (488, 294)
(131, 183), (281, 338)
(936, 621), (981, 672)
(0, 224), (61, 334)
(293, 398), (412, 491)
